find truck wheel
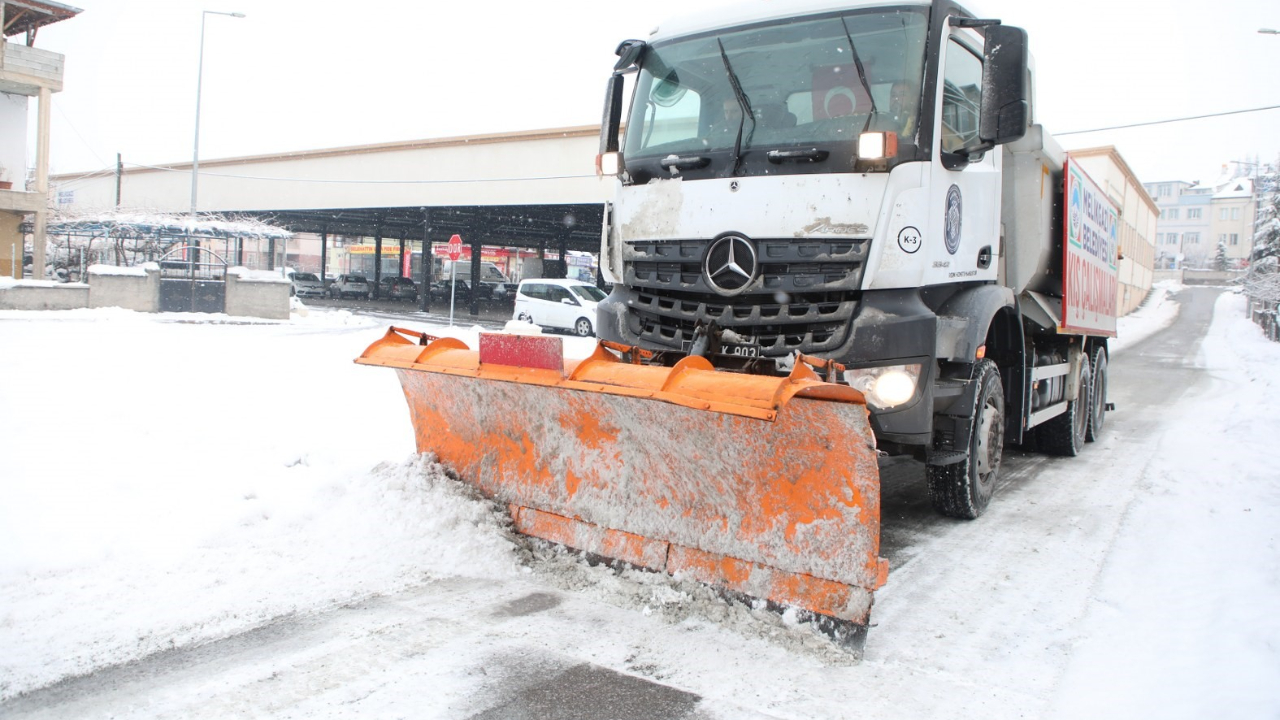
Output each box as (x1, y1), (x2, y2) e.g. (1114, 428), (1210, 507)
(927, 359), (1004, 520)
(1086, 347), (1108, 442)
(1037, 359), (1091, 456)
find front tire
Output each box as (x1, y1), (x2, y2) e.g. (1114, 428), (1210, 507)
(574, 317), (594, 337)
(927, 359), (1005, 519)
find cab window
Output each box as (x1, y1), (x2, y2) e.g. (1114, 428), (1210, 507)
(940, 38), (983, 154)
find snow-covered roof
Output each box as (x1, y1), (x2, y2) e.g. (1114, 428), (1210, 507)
(44, 210), (293, 241)
(2, 0), (81, 38)
(1213, 178), (1254, 200)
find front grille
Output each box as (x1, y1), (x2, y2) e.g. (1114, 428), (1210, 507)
(630, 287), (855, 355)
(622, 237), (866, 356)
(626, 238), (869, 296)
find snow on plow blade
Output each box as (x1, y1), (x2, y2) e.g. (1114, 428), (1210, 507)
(357, 327), (887, 648)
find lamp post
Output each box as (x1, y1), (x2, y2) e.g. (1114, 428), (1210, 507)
(190, 10), (245, 219)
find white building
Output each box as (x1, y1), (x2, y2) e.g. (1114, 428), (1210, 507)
(1145, 171), (1258, 269)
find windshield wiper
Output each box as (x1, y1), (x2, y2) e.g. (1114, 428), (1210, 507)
(717, 39), (755, 176)
(840, 17), (877, 139)
(767, 148), (830, 163)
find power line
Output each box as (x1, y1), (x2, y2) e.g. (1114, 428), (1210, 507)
(1058, 104), (1280, 136)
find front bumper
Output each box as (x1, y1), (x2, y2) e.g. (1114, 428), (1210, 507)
(598, 287), (941, 448)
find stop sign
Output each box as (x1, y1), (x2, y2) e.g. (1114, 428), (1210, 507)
(447, 234), (463, 261)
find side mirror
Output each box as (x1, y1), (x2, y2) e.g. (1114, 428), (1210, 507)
(979, 25), (1029, 147)
(600, 73), (626, 155)
(561, 298), (577, 306)
(614, 39), (646, 72)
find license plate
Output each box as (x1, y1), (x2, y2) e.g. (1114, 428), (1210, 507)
(722, 343), (762, 358)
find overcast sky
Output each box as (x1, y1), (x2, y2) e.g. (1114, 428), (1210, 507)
(27, 0), (1280, 185)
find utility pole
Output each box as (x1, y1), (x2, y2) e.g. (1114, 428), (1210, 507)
(115, 153), (122, 207)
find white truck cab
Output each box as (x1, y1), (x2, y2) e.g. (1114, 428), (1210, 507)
(596, 0), (1116, 519)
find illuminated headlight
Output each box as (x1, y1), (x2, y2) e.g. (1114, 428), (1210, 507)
(596, 152), (621, 177)
(844, 364), (922, 409)
(857, 131), (898, 160)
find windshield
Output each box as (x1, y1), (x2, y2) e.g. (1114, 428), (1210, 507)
(623, 9), (927, 178)
(294, 273), (318, 282)
(571, 285), (607, 302)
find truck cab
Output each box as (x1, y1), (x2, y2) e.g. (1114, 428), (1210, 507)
(597, 0), (1114, 518)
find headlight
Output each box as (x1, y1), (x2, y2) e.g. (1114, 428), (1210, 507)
(844, 363), (922, 409)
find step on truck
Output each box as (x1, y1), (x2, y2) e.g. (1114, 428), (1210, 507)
(359, 0), (1118, 655)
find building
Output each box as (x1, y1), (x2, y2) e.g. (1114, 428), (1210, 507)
(1144, 171), (1258, 269)
(1210, 177), (1256, 266)
(1068, 147), (1159, 316)
(1143, 180), (1211, 269)
(0, 1), (81, 279)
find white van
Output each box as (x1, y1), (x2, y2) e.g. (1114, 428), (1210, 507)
(513, 278), (606, 336)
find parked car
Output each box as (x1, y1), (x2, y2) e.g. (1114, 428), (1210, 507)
(377, 276), (418, 301)
(441, 261), (515, 301)
(290, 272), (326, 298)
(431, 277), (474, 303)
(513, 278), (607, 336)
(329, 274), (370, 299)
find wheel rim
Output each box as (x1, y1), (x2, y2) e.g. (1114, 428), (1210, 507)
(975, 399), (1003, 482)
(1092, 361), (1107, 432)
(1074, 367), (1090, 444)
(576, 319), (592, 336)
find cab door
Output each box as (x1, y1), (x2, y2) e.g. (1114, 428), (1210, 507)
(921, 21), (1002, 288)
(545, 285), (579, 330)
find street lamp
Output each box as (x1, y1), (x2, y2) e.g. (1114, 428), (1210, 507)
(190, 10), (245, 219)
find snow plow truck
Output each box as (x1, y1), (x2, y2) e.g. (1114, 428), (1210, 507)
(358, 0), (1119, 653)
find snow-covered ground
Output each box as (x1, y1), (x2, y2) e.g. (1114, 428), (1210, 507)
(1110, 279), (1182, 356)
(1, 290), (1277, 718)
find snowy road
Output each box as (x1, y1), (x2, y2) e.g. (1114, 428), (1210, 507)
(2, 287), (1277, 719)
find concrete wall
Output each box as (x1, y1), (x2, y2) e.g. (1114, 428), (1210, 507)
(88, 265), (159, 312)
(0, 281), (88, 309)
(226, 270), (290, 320)
(0, 265), (289, 318)
(0, 91), (27, 185)
(1183, 269), (1244, 286)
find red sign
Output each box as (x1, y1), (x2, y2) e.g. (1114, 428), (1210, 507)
(447, 235), (463, 261)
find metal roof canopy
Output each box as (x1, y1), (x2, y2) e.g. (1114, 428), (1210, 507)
(242, 203), (605, 253)
(2, 0), (81, 40)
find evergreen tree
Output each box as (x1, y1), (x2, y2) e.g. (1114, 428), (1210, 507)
(1254, 180), (1280, 263)
(1215, 241), (1229, 271)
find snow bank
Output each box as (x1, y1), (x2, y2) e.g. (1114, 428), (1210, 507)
(0, 311), (518, 700)
(1051, 291), (1280, 718)
(1111, 279), (1183, 355)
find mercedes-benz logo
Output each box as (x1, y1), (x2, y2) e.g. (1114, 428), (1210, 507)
(703, 235), (758, 296)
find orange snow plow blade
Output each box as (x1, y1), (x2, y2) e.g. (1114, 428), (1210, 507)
(357, 327), (887, 648)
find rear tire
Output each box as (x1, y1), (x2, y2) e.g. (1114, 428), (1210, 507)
(574, 317), (593, 337)
(927, 359), (1005, 519)
(1037, 359), (1091, 456)
(1086, 346), (1108, 442)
